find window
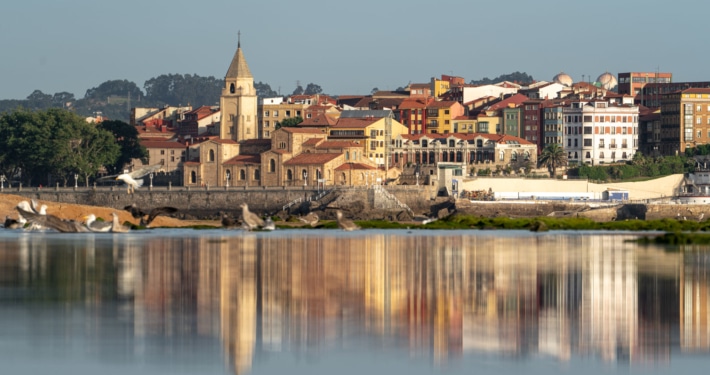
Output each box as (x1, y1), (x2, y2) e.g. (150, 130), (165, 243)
(600, 152), (605, 159)
(499, 151), (504, 161)
(370, 141), (378, 149)
(583, 127), (592, 134)
(269, 159), (275, 173)
(209, 149), (215, 162)
(287, 169), (293, 180)
(273, 110), (279, 117)
(584, 139), (592, 147)
(171, 150), (175, 155)
(264, 121), (269, 128)
(278, 142), (286, 149)
(190, 171), (196, 184)
(264, 110), (270, 117)
(254, 169), (260, 180)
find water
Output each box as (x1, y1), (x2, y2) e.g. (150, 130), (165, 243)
(0, 228), (708, 374)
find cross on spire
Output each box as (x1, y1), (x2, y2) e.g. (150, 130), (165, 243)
(238, 30), (241, 48)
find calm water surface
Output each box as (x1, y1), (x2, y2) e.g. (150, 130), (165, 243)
(1, 229), (709, 374)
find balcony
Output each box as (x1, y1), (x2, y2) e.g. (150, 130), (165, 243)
(609, 144), (617, 149)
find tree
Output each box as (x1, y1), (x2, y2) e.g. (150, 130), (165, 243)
(143, 74), (221, 107)
(26, 90), (53, 109)
(304, 83), (323, 95)
(469, 71), (535, 85)
(275, 116), (303, 129)
(254, 81), (278, 98)
(538, 143), (568, 177)
(99, 120), (148, 175)
(84, 79), (143, 102)
(0, 108), (121, 186)
(292, 84), (304, 95)
(371, 87), (380, 95)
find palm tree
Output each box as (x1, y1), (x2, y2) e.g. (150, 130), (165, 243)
(538, 143), (567, 177)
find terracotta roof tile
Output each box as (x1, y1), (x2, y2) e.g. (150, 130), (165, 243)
(140, 140), (186, 148)
(283, 153), (341, 165)
(282, 127), (327, 134)
(316, 140), (362, 148)
(224, 154), (261, 165)
(332, 117), (379, 128)
(334, 163), (377, 171)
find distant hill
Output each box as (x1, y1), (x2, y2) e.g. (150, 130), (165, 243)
(469, 71), (535, 85)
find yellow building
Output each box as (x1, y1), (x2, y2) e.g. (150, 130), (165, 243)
(426, 101), (465, 134)
(258, 98), (309, 139)
(329, 111), (408, 167)
(431, 77), (451, 98)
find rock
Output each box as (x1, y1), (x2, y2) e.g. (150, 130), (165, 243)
(437, 208), (450, 219)
(529, 220), (549, 232)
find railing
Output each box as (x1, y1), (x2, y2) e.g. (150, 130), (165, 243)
(309, 189), (332, 202)
(282, 197), (302, 211)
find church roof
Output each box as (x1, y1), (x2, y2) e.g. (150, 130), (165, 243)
(225, 43), (252, 79)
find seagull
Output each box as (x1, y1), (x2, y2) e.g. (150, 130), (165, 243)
(110, 212), (130, 233)
(30, 199), (47, 215)
(263, 217), (276, 231)
(336, 210), (360, 231)
(16, 202), (89, 233)
(98, 164), (162, 194)
(298, 212), (319, 227)
(123, 204), (178, 227)
(240, 203), (264, 230)
(84, 214), (113, 233)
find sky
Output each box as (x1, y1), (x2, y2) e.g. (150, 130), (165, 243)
(0, 0), (706, 100)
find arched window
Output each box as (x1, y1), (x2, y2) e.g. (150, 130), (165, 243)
(574, 152), (578, 159)
(524, 151), (530, 161)
(269, 159), (275, 173)
(209, 149), (215, 162)
(346, 151), (350, 160)
(190, 171), (197, 184)
(477, 139), (483, 147)
(622, 152), (628, 159)
(316, 169), (322, 179)
(340, 172), (347, 185)
(449, 139), (455, 147)
(422, 140), (428, 148)
(599, 152), (605, 159)
(230, 83), (235, 93)
(240, 169), (246, 180)
(585, 152), (591, 159)
(287, 169), (293, 180)
(511, 152), (518, 161)
(360, 172), (365, 181)
(254, 169), (260, 180)
(225, 169), (231, 181)
(499, 151), (505, 161)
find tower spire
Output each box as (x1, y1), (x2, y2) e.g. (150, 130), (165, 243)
(238, 30), (241, 48)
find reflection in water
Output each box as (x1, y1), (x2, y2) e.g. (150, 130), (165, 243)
(0, 230), (708, 374)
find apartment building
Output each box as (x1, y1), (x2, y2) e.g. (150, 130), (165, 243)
(660, 88), (710, 155)
(563, 99), (639, 165)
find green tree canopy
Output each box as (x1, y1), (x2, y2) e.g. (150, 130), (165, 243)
(143, 74), (221, 107)
(255, 81), (279, 98)
(275, 116), (303, 129)
(304, 83), (323, 95)
(98, 120), (148, 175)
(0, 108), (120, 186)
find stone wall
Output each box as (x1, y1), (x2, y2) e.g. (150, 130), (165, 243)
(8, 185), (438, 219)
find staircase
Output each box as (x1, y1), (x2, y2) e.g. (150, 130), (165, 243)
(373, 185), (414, 216)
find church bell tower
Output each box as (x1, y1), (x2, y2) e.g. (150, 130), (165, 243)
(219, 32), (257, 141)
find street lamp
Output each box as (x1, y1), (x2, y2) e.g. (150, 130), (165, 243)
(416, 171), (420, 186)
(226, 172), (230, 188)
(149, 172), (154, 188)
(303, 170), (308, 187)
(74, 174), (78, 189)
(0, 174), (5, 191)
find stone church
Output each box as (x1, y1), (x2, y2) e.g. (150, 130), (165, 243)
(181, 37), (387, 188)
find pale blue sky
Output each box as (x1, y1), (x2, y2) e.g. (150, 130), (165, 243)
(0, 0), (703, 100)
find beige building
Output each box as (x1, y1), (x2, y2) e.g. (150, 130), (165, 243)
(258, 97), (309, 139)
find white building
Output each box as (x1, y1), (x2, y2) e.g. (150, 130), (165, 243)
(563, 99), (639, 165)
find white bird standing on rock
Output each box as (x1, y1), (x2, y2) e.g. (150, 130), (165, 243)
(240, 203), (264, 230)
(111, 212), (131, 233)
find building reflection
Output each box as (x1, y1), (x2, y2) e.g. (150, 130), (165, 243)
(2, 231), (710, 374)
